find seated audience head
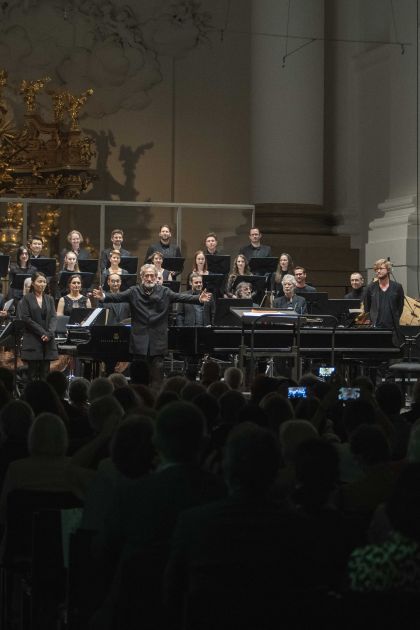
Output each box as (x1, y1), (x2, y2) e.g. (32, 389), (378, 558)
(223, 423), (280, 494)
(155, 390), (180, 411)
(88, 394), (124, 434)
(88, 376), (114, 402)
(111, 415), (155, 479)
(192, 392), (220, 431)
(375, 382), (403, 416)
(46, 370), (68, 400)
(22, 380), (68, 422)
(259, 393), (294, 435)
(180, 381), (206, 402)
(131, 384), (155, 408)
(161, 375), (188, 395)
(294, 396), (321, 421)
(0, 400), (34, 443)
(0, 380), (11, 409)
(350, 424), (391, 468)
(279, 420), (318, 465)
(294, 438), (340, 511)
(69, 377), (90, 406)
(108, 373), (128, 389)
(406, 420), (420, 462)
(351, 375), (375, 394)
(154, 401), (206, 463)
(112, 386), (143, 413)
(200, 359), (220, 386)
(342, 399), (376, 439)
(223, 366), (244, 391)
(28, 412), (68, 457)
(250, 375), (284, 405)
(219, 390), (246, 424)
(207, 380), (230, 400)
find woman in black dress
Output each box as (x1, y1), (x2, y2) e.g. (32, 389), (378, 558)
(56, 274), (91, 316)
(8, 245), (37, 300)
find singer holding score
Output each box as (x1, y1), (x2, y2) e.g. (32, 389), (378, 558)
(273, 274), (307, 314)
(364, 258), (404, 334)
(93, 263), (212, 376)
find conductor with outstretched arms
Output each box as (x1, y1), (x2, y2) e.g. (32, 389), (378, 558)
(93, 263), (211, 376)
(364, 258), (404, 340)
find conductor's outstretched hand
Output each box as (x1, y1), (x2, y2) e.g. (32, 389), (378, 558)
(199, 289), (212, 303)
(92, 287), (105, 300)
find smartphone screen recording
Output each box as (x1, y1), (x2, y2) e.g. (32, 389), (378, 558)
(318, 367), (335, 378)
(338, 387), (360, 401)
(288, 386), (307, 399)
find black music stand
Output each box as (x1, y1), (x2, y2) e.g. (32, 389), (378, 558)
(78, 259), (99, 274)
(10, 273), (32, 294)
(249, 257), (278, 276)
(214, 298), (253, 326)
(326, 299), (361, 326)
(119, 274), (138, 291)
(30, 258), (57, 277)
(205, 255), (231, 275)
(163, 281), (181, 292)
(121, 256), (138, 274)
(161, 257), (185, 274)
(230, 307), (306, 381)
(0, 255), (10, 277)
(58, 272), (95, 292)
(202, 274), (226, 298)
(231, 275), (267, 302)
(295, 291), (328, 315)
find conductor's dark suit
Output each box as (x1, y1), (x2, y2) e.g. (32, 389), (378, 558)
(102, 284), (202, 356)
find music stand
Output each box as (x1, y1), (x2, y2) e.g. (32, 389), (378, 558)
(161, 257), (185, 274)
(214, 298), (253, 326)
(9, 273), (32, 292)
(205, 255), (231, 275)
(30, 258), (57, 277)
(295, 291), (329, 315)
(58, 271), (95, 292)
(163, 281), (180, 293)
(202, 274), (226, 298)
(119, 274), (138, 291)
(78, 259), (99, 274)
(231, 275), (268, 302)
(249, 257), (278, 276)
(68, 307), (94, 325)
(0, 255), (10, 277)
(326, 298), (361, 326)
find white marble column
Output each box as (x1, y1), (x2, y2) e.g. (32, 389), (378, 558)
(250, 0), (325, 205)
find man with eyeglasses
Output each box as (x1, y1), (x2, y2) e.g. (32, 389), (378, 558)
(364, 258), (404, 335)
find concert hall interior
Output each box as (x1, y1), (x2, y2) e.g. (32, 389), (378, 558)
(1, 2), (420, 629)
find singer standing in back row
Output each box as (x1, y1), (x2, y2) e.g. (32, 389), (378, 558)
(364, 259), (404, 341)
(93, 263), (212, 377)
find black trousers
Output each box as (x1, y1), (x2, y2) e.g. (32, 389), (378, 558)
(26, 360), (50, 381)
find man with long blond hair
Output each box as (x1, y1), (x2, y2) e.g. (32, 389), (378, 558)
(364, 258), (404, 336)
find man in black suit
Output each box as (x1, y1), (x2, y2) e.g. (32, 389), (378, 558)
(176, 273), (214, 327)
(93, 263), (211, 376)
(164, 423), (318, 629)
(99, 228), (130, 271)
(144, 224), (182, 262)
(239, 226), (272, 260)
